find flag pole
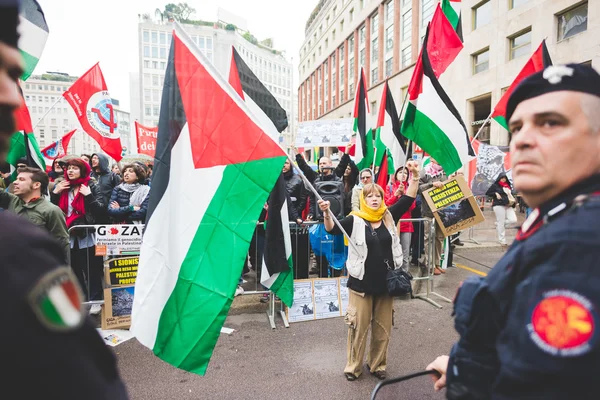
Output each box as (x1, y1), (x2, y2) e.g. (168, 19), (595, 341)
(33, 97), (62, 129)
(471, 111), (494, 143)
(287, 154), (360, 255)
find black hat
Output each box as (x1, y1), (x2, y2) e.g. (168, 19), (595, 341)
(0, 0), (20, 48)
(506, 64), (600, 124)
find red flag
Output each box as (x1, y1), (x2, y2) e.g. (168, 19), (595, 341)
(40, 129), (76, 160)
(376, 150), (389, 188)
(135, 121), (158, 157)
(491, 40), (552, 130)
(407, 4), (463, 99)
(63, 63), (123, 161)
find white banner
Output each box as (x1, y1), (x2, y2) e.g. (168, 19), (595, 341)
(295, 118), (353, 147)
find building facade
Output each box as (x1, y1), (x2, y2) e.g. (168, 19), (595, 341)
(298, 0), (597, 148)
(22, 73), (133, 160)
(133, 16), (296, 144)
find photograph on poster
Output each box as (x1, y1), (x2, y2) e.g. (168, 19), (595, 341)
(111, 287), (135, 317)
(314, 279), (341, 319)
(437, 198), (476, 228)
(287, 281), (315, 322)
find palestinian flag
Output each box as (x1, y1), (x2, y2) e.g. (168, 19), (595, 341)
(353, 68), (374, 170)
(374, 132), (394, 170)
(229, 47), (288, 136)
(260, 175), (293, 308)
(375, 81), (407, 171)
(130, 23), (286, 376)
(375, 149), (390, 188)
(18, 0), (49, 81)
(441, 0), (462, 40)
(491, 41), (552, 130)
(7, 95), (45, 178)
(401, 26), (474, 175)
(410, 4), (463, 83)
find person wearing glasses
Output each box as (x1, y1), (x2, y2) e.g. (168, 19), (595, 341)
(351, 168), (374, 212)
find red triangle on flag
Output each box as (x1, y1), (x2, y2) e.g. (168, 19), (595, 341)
(174, 35), (284, 169)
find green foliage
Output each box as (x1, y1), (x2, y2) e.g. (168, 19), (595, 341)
(225, 23), (236, 31)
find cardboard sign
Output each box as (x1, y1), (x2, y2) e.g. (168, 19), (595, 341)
(105, 257), (138, 286)
(94, 224), (143, 256)
(101, 286), (135, 330)
(423, 175), (485, 237)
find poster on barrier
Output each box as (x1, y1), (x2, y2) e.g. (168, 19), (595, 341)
(339, 277), (349, 315)
(313, 279), (341, 319)
(101, 286), (135, 330)
(94, 225), (143, 256)
(295, 118), (353, 147)
(104, 256), (138, 287)
(423, 176), (485, 237)
(287, 280), (315, 323)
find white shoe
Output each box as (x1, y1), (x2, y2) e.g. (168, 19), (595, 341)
(234, 285), (244, 297)
(89, 304), (102, 315)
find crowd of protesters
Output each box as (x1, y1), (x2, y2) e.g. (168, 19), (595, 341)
(0, 154), (153, 315)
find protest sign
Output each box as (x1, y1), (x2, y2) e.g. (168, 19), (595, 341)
(287, 277), (347, 323)
(135, 121), (158, 157)
(287, 280), (315, 323)
(423, 176), (485, 237)
(94, 224), (143, 256)
(295, 118), (353, 147)
(105, 256), (138, 286)
(101, 286), (135, 330)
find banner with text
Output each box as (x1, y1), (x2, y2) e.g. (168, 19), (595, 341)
(295, 118), (353, 147)
(135, 121), (158, 157)
(94, 224), (143, 256)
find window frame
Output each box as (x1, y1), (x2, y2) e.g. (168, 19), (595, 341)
(472, 47), (490, 75)
(508, 27), (532, 60)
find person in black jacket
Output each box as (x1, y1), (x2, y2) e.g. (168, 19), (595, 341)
(282, 158), (306, 222)
(107, 164), (150, 224)
(485, 173), (517, 245)
(90, 153), (121, 223)
(0, 3), (128, 398)
(51, 158), (106, 312)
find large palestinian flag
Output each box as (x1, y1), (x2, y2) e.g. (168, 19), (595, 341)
(401, 26), (474, 175)
(260, 175), (293, 308)
(7, 94), (45, 178)
(229, 47), (288, 136)
(18, 0), (49, 81)
(130, 24), (286, 376)
(491, 40), (552, 130)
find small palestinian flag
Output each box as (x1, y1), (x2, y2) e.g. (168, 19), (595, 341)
(352, 68), (374, 170)
(491, 41), (552, 130)
(7, 92), (45, 178)
(27, 268), (84, 331)
(18, 0), (49, 81)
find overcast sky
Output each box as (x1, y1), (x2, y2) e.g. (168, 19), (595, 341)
(33, 0), (317, 110)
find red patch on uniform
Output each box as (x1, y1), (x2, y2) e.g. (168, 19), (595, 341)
(531, 293), (595, 353)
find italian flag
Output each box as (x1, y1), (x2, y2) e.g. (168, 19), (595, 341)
(18, 0), (49, 81)
(131, 24), (286, 375)
(401, 26), (474, 175)
(35, 270), (83, 329)
(491, 41), (552, 130)
(7, 94), (45, 178)
(260, 175), (294, 308)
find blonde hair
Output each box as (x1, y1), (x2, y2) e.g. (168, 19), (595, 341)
(360, 183), (395, 230)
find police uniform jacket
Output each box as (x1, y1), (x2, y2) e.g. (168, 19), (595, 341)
(446, 174), (600, 399)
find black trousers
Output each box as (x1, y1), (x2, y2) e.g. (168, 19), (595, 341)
(70, 242), (104, 301)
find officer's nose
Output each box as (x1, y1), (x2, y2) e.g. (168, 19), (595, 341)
(510, 122), (537, 152)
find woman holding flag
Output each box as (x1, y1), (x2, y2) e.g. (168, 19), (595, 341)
(318, 161), (420, 381)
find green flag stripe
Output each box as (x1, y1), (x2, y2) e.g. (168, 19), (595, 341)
(40, 297), (65, 326)
(19, 50), (39, 81)
(152, 155), (285, 375)
(403, 102), (463, 174)
(493, 115), (509, 131)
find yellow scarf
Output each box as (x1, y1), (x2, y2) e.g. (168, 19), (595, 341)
(350, 193), (387, 222)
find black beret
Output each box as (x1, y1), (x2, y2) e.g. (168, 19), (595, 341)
(0, 0), (20, 48)
(506, 64), (600, 124)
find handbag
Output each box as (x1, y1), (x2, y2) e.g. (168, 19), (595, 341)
(365, 222), (413, 297)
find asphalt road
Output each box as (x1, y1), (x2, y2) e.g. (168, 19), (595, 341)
(113, 247), (502, 400)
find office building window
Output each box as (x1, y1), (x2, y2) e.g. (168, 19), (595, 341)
(153, 89), (159, 102)
(509, 0), (528, 9)
(153, 106), (159, 116)
(152, 47), (158, 58)
(386, 26), (394, 52)
(402, 11), (412, 41)
(372, 39), (378, 62)
(152, 61), (158, 69)
(385, 58), (393, 77)
(160, 32), (166, 45)
(360, 26), (366, 45)
(63, 119), (68, 126)
(339, 46), (344, 61)
(472, 48), (490, 74)
(473, 1), (491, 30)
(144, 46), (150, 57)
(509, 28), (532, 60)
(152, 75), (159, 86)
(40, 129), (44, 138)
(52, 130), (57, 139)
(349, 36), (355, 55)
(371, 68), (378, 85)
(349, 58), (354, 82)
(401, 46), (412, 68)
(372, 14), (379, 34)
(386, 1), (394, 22)
(144, 60), (149, 68)
(557, 2), (588, 41)
(350, 8), (354, 22)
(360, 48), (366, 67)
(143, 31), (149, 43)
(422, 0), (434, 27)
(151, 31), (157, 44)
(51, 118), (56, 125)
(160, 48), (166, 59)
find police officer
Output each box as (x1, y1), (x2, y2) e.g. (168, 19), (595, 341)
(427, 64), (600, 399)
(0, 1), (128, 398)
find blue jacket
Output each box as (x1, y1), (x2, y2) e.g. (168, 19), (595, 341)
(107, 185), (149, 223)
(447, 174), (600, 399)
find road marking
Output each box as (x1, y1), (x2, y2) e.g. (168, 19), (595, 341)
(455, 263), (488, 277)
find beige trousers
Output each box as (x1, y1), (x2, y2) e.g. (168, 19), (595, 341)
(344, 289), (394, 377)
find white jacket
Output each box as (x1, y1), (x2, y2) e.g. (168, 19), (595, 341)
(346, 215), (404, 280)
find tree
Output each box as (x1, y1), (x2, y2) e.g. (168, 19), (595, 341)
(161, 2), (195, 22)
(178, 2), (195, 21)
